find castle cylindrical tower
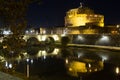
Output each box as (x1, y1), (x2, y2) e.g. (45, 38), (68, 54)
(65, 5), (104, 27)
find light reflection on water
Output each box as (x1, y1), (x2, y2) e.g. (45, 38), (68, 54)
(0, 47), (120, 80)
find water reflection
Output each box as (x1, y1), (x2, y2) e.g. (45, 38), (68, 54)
(0, 46), (59, 62)
(0, 47), (120, 80)
(65, 59), (103, 77)
(62, 48), (103, 77)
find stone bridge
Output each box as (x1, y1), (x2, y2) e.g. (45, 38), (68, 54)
(22, 34), (120, 47)
(23, 34), (62, 44)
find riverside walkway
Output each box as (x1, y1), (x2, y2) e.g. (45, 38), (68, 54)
(0, 71), (23, 80)
(67, 44), (120, 51)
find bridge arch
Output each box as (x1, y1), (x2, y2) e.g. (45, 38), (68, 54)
(45, 37), (55, 45)
(26, 37), (39, 46)
(23, 34), (61, 43)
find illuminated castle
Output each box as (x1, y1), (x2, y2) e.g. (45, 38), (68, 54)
(65, 3), (104, 27)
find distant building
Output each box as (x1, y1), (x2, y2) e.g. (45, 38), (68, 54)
(65, 4), (104, 27)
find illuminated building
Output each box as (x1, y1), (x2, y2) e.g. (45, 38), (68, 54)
(65, 4), (104, 27)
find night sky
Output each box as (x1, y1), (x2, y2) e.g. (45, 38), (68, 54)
(27, 0), (120, 27)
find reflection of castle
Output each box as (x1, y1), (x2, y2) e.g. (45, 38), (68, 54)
(64, 47), (104, 77)
(65, 4), (104, 27)
(65, 59), (104, 77)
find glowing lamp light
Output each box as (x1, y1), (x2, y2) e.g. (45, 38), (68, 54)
(37, 50), (47, 57)
(9, 63), (12, 68)
(26, 58), (29, 62)
(61, 33), (66, 37)
(3, 30), (11, 35)
(37, 35), (47, 41)
(115, 67), (119, 74)
(31, 59), (34, 64)
(88, 63), (91, 68)
(23, 52), (27, 56)
(69, 67), (73, 71)
(78, 53), (83, 58)
(53, 35), (59, 41)
(43, 56), (46, 59)
(100, 35), (109, 41)
(101, 55), (108, 61)
(117, 25), (120, 28)
(52, 48), (59, 55)
(25, 30), (29, 34)
(5, 62), (13, 69)
(65, 58), (69, 64)
(5, 61), (8, 68)
(77, 35), (84, 40)
(43, 30), (46, 34)
(41, 36), (47, 41)
(96, 35), (110, 45)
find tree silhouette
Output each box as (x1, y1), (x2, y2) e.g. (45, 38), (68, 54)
(0, 0), (40, 55)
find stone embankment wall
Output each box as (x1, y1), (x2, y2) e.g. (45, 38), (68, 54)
(70, 34), (120, 47)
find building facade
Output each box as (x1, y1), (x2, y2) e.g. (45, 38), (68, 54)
(65, 5), (104, 27)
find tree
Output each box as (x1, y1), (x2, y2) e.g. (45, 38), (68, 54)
(0, 0), (40, 56)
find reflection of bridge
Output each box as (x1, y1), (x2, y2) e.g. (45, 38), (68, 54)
(0, 47), (60, 62)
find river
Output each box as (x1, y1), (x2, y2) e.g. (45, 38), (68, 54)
(0, 46), (120, 80)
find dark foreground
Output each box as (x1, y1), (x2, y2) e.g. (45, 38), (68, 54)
(0, 71), (23, 80)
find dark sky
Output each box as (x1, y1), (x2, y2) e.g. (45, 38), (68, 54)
(27, 0), (120, 27)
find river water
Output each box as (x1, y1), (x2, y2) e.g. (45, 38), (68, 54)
(0, 47), (120, 80)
